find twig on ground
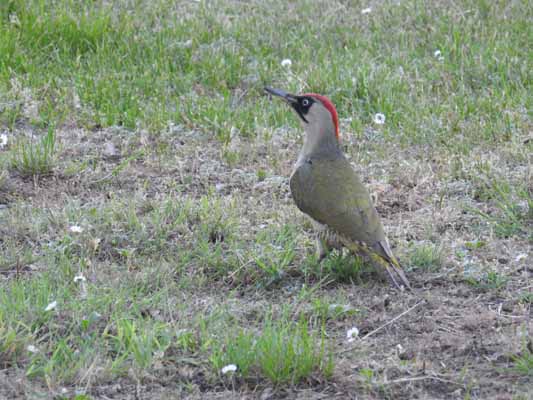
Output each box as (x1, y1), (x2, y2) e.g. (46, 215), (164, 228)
(385, 374), (466, 387)
(362, 299), (425, 340)
(336, 299), (425, 355)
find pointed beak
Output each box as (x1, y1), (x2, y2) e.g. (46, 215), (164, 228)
(264, 87), (298, 105)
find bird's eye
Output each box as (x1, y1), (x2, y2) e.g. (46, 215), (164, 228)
(302, 99), (310, 107)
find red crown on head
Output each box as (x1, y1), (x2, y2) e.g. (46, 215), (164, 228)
(302, 93), (340, 140)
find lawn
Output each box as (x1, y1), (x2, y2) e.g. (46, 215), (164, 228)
(0, 0), (532, 399)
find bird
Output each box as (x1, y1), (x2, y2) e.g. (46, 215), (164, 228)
(264, 87), (410, 290)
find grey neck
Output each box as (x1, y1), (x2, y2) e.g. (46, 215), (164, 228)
(297, 127), (342, 163)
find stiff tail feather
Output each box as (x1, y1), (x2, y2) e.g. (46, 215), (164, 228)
(375, 240), (411, 290)
(367, 252), (411, 290)
(341, 239), (411, 290)
(381, 257), (411, 290)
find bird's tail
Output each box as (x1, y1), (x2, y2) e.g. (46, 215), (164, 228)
(341, 239), (411, 290)
(370, 253), (411, 290)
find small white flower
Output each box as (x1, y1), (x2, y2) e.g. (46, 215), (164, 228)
(0, 134), (7, 149)
(178, 39), (193, 48)
(373, 113), (386, 125)
(45, 301), (57, 312)
(434, 49), (444, 62)
(74, 273), (88, 298)
(153, 350), (165, 359)
(346, 326), (359, 342)
(221, 364), (237, 374)
(361, 7), (372, 14)
(281, 59), (292, 68)
(9, 14), (20, 25)
(27, 345), (39, 353)
(329, 304), (353, 313)
(73, 92), (81, 110)
(515, 253), (527, 262)
(69, 225), (83, 233)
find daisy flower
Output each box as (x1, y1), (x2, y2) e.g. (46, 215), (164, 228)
(45, 301), (57, 312)
(0, 134), (7, 149)
(281, 59), (292, 68)
(221, 364), (237, 374)
(346, 326), (360, 342)
(373, 113), (386, 125)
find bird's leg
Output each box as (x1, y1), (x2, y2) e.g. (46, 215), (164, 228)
(316, 235), (330, 262)
(316, 227), (344, 262)
(310, 220), (332, 262)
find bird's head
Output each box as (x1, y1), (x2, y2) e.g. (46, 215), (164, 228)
(265, 87), (339, 142)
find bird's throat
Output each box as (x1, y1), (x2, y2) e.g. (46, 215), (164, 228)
(298, 126), (341, 163)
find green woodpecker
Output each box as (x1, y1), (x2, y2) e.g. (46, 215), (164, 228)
(265, 87), (410, 290)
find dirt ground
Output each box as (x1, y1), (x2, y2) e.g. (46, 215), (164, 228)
(1, 122), (532, 399)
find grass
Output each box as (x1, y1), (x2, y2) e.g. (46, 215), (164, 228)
(408, 243), (444, 272)
(464, 270), (509, 291)
(210, 317), (333, 385)
(470, 169), (532, 239)
(253, 225), (296, 288)
(0, 0), (532, 398)
(518, 292), (533, 305)
(304, 252), (371, 284)
(310, 297), (358, 322)
(513, 349), (533, 377)
(0, 0), (531, 144)
(511, 336), (533, 377)
(9, 126), (57, 176)
(0, 169), (6, 191)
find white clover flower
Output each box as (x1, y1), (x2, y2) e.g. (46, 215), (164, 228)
(0, 134), (7, 149)
(346, 326), (359, 342)
(221, 364), (237, 374)
(27, 345), (39, 353)
(361, 7), (372, 14)
(69, 225), (83, 233)
(45, 301), (57, 311)
(281, 59), (292, 68)
(9, 14), (20, 26)
(373, 113), (386, 125)
(434, 50), (444, 61)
